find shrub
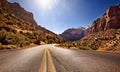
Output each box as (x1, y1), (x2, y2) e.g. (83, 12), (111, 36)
(0, 30), (6, 44)
(79, 46), (92, 50)
(0, 43), (4, 50)
(6, 20), (14, 25)
(59, 42), (74, 48)
(0, 26), (17, 34)
(0, 31), (31, 47)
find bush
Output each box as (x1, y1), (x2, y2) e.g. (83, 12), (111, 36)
(0, 30), (6, 44)
(59, 42), (74, 48)
(0, 43), (4, 50)
(0, 26), (17, 34)
(79, 46), (92, 50)
(6, 20), (14, 25)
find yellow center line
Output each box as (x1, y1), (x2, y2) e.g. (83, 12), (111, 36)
(46, 48), (56, 72)
(39, 48), (56, 72)
(39, 48), (47, 72)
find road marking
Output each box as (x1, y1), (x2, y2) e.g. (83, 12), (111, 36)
(39, 48), (47, 72)
(46, 48), (56, 72)
(39, 48), (56, 72)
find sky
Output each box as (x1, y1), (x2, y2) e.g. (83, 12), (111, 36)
(8, 0), (120, 34)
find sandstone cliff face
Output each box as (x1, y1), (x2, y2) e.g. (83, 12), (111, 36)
(0, 0), (37, 26)
(77, 4), (120, 52)
(60, 27), (85, 41)
(87, 4), (120, 33)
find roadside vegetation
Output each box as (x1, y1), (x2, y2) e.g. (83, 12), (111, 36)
(77, 29), (120, 52)
(78, 46), (92, 50)
(59, 42), (92, 50)
(0, 43), (4, 50)
(0, 7), (66, 49)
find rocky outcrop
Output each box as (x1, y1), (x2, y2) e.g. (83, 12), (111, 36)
(77, 4), (120, 52)
(0, 0), (7, 6)
(87, 4), (120, 33)
(0, 0), (37, 26)
(77, 29), (120, 52)
(60, 27), (85, 41)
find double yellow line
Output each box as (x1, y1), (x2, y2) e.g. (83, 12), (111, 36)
(39, 48), (56, 72)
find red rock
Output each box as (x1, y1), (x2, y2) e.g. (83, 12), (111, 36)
(87, 4), (120, 34)
(0, 0), (37, 26)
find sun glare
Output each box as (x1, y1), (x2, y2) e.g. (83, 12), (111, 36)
(36, 0), (58, 11)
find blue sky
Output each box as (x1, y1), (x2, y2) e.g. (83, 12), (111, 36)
(8, 0), (120, 34)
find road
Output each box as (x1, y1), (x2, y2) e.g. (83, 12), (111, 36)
(0, 44), (120, 72)
(0, 45), (45, 72)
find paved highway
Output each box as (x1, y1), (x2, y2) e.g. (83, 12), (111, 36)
(0, 45), (45, 72)
(49, 45), (120, 72)
(0, 44), (120, 72)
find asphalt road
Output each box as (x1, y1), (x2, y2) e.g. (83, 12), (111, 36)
(0, 44), (120, 72)
(0, 45), (45, 72)
(49, 45), (120, 72)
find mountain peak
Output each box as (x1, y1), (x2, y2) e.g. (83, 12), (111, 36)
(74, 26), (85, 30)
(60, 27), (85, 41)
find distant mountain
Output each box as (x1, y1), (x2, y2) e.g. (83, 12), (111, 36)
(60, 27), (85, 41)
(0, 0), (66, 49)
(77, 4), (120, 52)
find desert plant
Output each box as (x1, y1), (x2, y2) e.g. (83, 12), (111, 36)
(0, 43), (4, 50)
(0, 26), (17, 34)
(0, 30), (6, 44)
(79, 46), (92, 50)
(59, 42), (74, 48)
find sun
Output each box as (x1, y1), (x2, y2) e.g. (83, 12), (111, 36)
(35, 0), (57, 11)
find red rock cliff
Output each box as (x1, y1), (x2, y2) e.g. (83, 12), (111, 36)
(0, 0), (37, 26)
(87, 4), (120, 33)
